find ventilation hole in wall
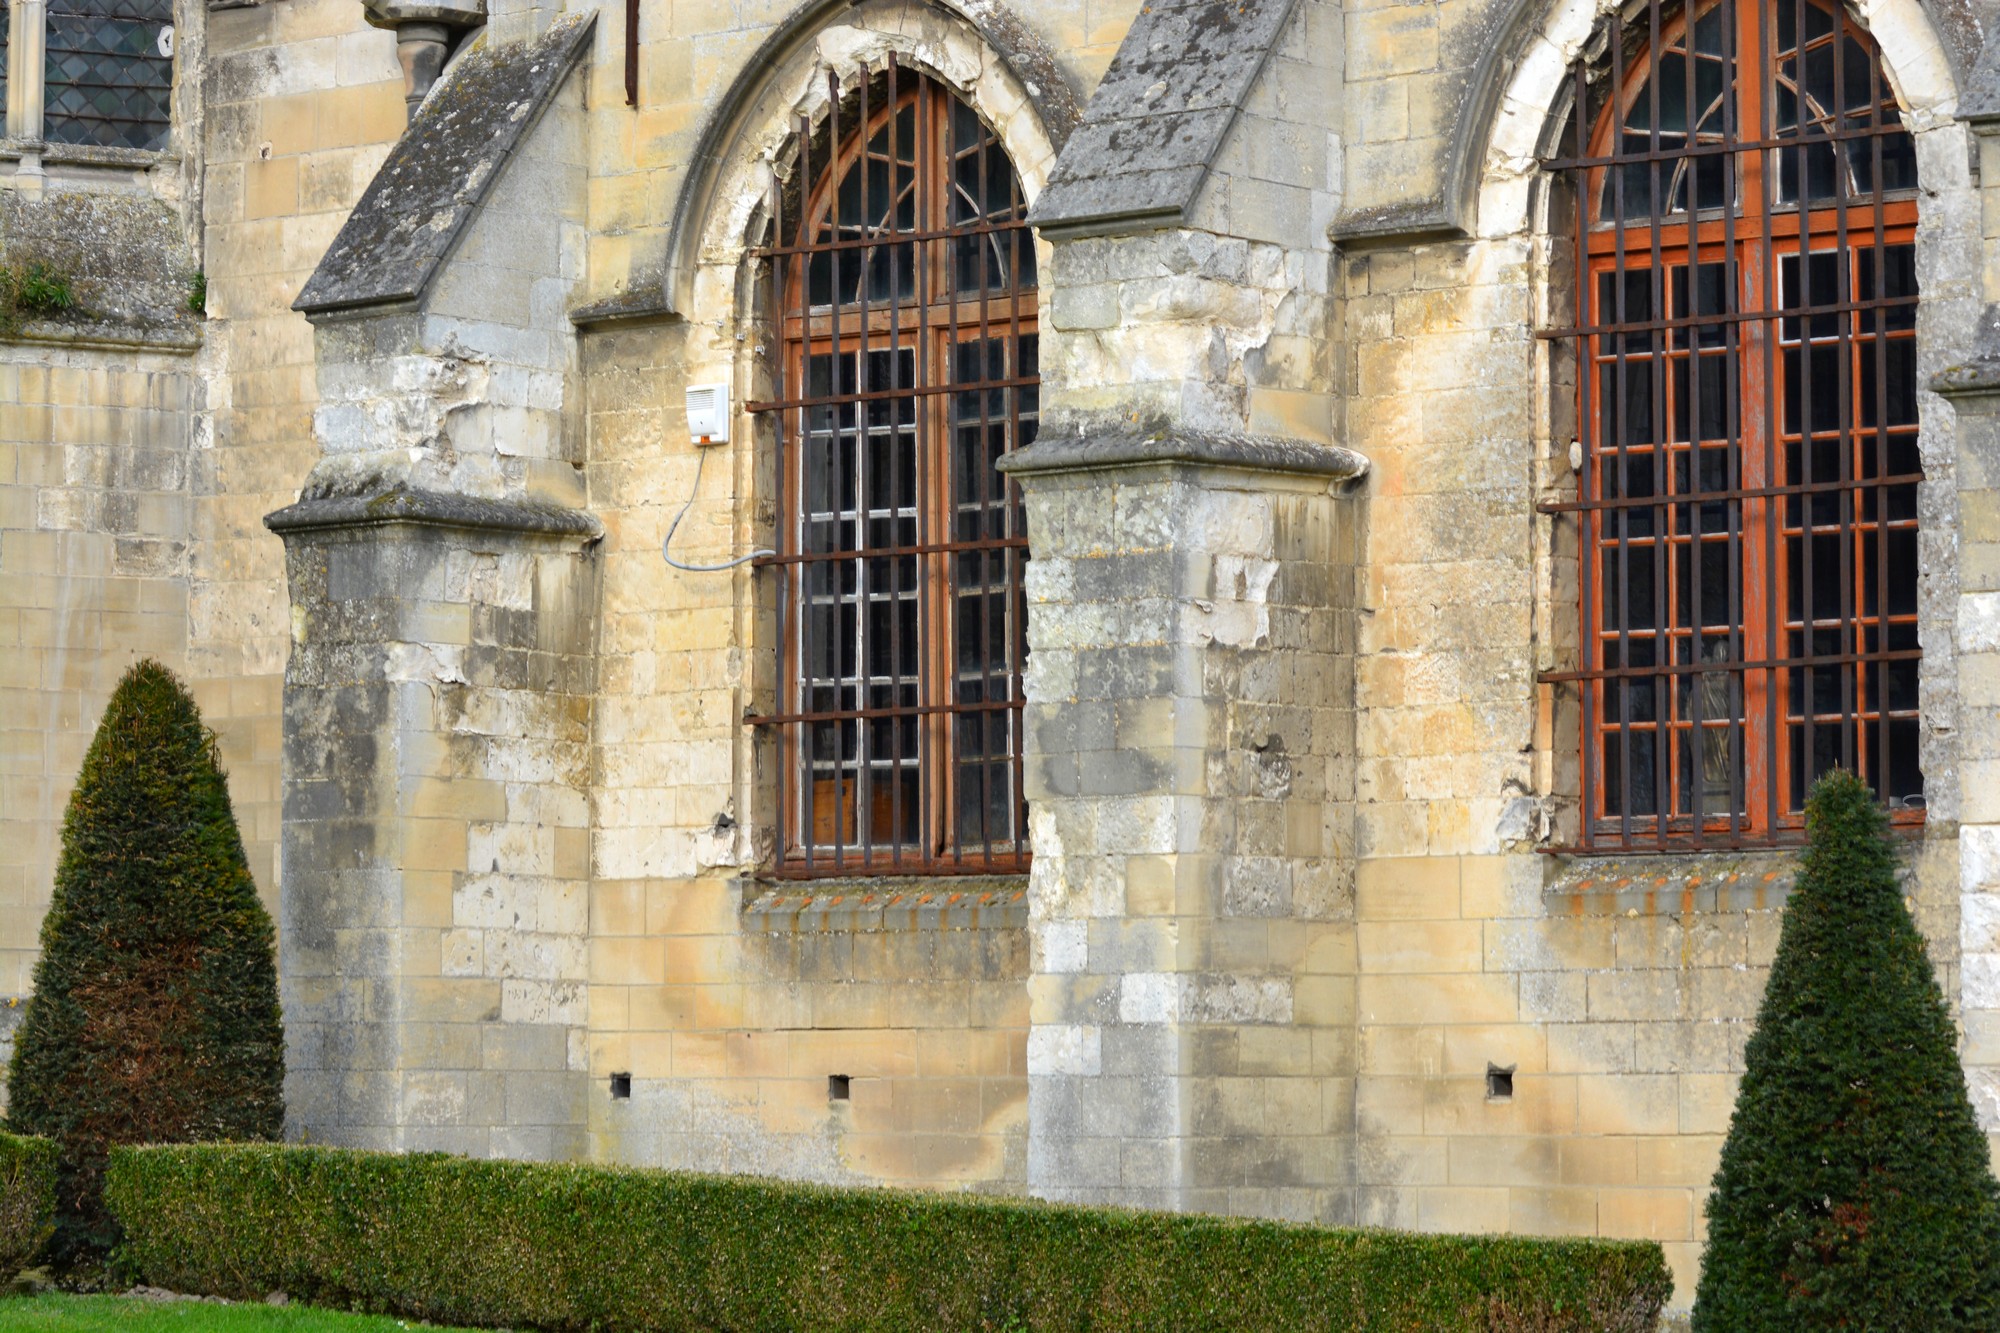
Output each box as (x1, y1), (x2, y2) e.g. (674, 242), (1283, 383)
(1486, 1064), (1515, 1100)
(828, 1074), (851, 1102)
(609, 1072), (632, 1100)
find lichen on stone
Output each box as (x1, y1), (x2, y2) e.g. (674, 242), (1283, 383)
(0, 190), (200, 343)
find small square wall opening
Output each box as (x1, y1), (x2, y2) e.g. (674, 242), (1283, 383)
(828, 1074), (851, 1101)
(1486, 1064), (1515, 1100)
(609, 1072), (632, 1100)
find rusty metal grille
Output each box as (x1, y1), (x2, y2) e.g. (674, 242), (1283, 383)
(43, 0), (173, 151)
(746, 63), (1037, 877)
(1540, 0), (1922, 851)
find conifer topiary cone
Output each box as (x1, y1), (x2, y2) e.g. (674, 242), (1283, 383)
(6, 660), (283, 1264)
(1694, 770), (2000, 1329)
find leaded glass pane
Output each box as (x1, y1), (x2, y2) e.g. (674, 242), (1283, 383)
(44, 0), (173, 152)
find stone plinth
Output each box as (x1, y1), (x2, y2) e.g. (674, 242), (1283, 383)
(266, 493), (599, 1157)
(999, 427), (1367, 1220)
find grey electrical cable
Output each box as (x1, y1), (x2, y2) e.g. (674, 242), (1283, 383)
(662, 446), (776, 572)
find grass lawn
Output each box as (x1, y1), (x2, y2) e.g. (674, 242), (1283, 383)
(0, 1294), (492, 1332)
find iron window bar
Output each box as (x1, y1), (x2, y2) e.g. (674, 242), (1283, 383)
(1541, 0), (1923, 853)
(747, 62), (1036, 879)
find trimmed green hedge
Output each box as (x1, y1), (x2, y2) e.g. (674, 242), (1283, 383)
(107, 1143), (1670, 1331)
(0, 1131), (58, 1276)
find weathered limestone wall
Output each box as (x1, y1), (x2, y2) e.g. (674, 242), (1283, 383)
(0, 347), (198, 997)
(1331, 0), (1986, 238)
(1941, 51), (2000, 1165)
(998, 0), (1364, 1220)
(1945, 352), (2000, 1156)
(573, 0), (1068, 1186)
(1350, 846), (1960, 1297)
(1184, 0), (1342, 442)
(1037, 0), (1342, 443)
(588, 868), (1032, 1184)
(579, 320), (1038, 1187)
(0, 0), (406, 1104)
(0, 126), (209, 1021)
(194, 0), (408, 915)
(575, 0), (1105, 312)
(9, 0), (1999, 1318)
(1342, 236), (1541, 858)
(1047, 228), (1338, 444)
(300, 81), (588, 509)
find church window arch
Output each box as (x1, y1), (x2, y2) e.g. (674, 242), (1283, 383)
(1541, 0), (1923, 849)
(747, 63), (1037, 876)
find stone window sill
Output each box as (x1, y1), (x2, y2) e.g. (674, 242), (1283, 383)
(0, 139), (178, 172)
(1541, 847), (1811, 916)
(0, 317), (202, 353)
(739, 875), (1028, 933)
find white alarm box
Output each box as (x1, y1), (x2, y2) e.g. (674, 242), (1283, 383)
(686, 383), (730, 445)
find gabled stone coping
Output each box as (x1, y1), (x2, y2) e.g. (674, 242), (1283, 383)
(1954, 22), (2000, 123)
(1028, 0), (1300, 239)
(294, 12), (597, 317)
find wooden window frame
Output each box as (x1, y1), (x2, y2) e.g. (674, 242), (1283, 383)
(1541, 0), (1924, 850)
(746, 64), (1037, 878)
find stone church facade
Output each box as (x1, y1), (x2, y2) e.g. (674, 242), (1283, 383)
(5, 0), (2000, 1305)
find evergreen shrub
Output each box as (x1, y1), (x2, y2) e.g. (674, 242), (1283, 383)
(107, 1143), (1671, 1332)
(0, 1132), (58, 1277)
(0, 260), (75, 333)
(1692, 770), (2000, 1329)
(6, 660), (283, 1261)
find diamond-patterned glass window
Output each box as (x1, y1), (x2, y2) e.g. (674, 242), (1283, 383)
(43, 0), (173, 152)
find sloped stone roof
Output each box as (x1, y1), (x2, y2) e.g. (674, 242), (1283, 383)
(1961, 24), (2000, 122)
(1026, 0), (1299, 237)
(294, 12), (596, 316)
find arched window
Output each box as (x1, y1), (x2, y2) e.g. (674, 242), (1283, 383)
(749, 65), (1036, 876)
(1544, 0), (1921, 849)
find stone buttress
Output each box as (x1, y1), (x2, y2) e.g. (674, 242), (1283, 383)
(267, 15), (599, 1156)
(1007, 0), (1368, 1220)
